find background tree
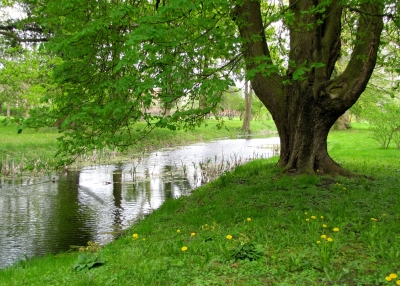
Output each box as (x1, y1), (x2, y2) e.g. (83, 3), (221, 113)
(241, 79), (253, 133)
(363, 101), (400, 149)
(219, 88), (244, 120)
(251, 95), (271, 121)
(0, 47), (55, 119)
(352, 58), (400, 149)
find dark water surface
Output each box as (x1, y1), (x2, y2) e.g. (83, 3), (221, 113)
(0, 136), (279, 268)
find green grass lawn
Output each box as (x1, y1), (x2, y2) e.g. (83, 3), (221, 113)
(0, 120), (60, 162)
(328, 127), (400, 175)
(1, 123), (400, 285)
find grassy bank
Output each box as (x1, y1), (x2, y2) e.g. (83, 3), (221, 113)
(0, 117), (275, 173)
(1, 127), (400, 285)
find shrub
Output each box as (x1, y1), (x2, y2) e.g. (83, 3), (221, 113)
(363, 103), (400, 149)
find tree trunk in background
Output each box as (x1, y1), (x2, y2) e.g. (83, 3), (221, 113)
(334, 110), (351, 130)
(199, 56), (209, 119)
(241, 80), (252, 133)
(6, 103), (11, 118)
(25, 107), (30, 118)
(164, 107), (171, 116)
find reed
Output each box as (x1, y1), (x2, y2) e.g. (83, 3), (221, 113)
(0, 117), (275, 177)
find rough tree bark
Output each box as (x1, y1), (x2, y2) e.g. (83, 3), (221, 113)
(235, 0), (383, 175)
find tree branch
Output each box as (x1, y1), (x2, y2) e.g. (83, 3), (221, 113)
(234, 0), (284, 114)
(0, 30), (48, 42)
(0, 20), (48, 43)
(345, 5), (395, 19)
(328, 2), (384, 109)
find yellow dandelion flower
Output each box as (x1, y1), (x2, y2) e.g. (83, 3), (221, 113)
(132, 233), (139, 240)
(371, 218), (378, 221)
(333, 228), (339, 232)
(320, 216), (324, 219)
(390, 274), (398, 279)
(247, 218), (252, 222)
(386, 276), (393, 282)
(327, 237), (333, 242)
(311, 216), (316, 219)
(323, 224), (327, 228)
(396, 280), (400, 286)
(181, 246), (188, 252)
(321, 234), (327, 239)
(177, 229), (181, 233)
(191, 232), (196, 237)
(226, 235), (233, 240)
(306, 218), (310, 222)
(201, 224), (208, 230)
(317, 241), (321, 244)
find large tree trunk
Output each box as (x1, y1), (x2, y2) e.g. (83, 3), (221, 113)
(235, 0), (383, 175)
(276, 83), (350, 175)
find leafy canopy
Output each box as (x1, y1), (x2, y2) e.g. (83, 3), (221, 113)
(23, 0), (243, 163)
(1, 0), (400, 165)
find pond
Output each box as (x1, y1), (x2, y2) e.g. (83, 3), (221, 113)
(0, 136), (279, 269)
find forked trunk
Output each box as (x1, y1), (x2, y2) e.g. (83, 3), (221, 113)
(235, 0), (383, 175)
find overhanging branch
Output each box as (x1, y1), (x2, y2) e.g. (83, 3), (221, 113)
(0, 30), (48, 42)
(0, 21), (48, 43)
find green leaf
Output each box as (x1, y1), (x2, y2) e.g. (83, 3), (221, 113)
(292, 68), (306, 80)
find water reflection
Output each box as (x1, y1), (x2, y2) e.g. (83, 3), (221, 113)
(0, 136), (279, 268)
(0, 171), (95, 268)
(112, 170), (123, 227)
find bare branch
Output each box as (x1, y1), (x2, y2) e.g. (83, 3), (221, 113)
(345, 5), (395, 19)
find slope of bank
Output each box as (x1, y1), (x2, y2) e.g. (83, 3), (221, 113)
(1, 128), (400, 285)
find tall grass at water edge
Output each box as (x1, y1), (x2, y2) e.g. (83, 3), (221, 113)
(0, 117), (275, 176)
(0, 121), (60, 176)
(1, 126), (400, 285)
